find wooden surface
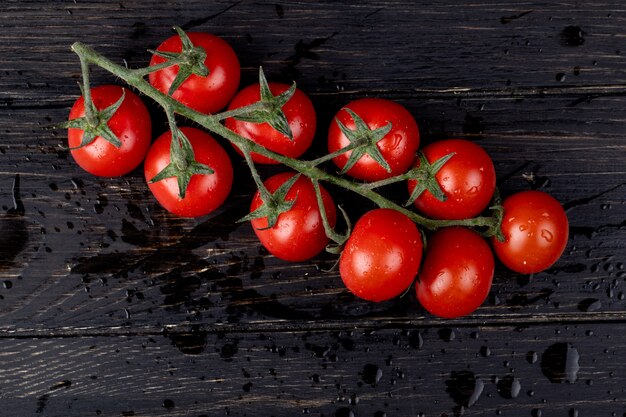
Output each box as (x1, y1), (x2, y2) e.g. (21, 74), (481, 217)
(1, 1), (625, 416)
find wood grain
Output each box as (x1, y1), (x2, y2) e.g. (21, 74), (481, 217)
(0, 1), (625, 415)
(0, 325), (624, 417)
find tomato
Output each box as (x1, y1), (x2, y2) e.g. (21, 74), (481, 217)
(225, 82), (316, 164)
(340, 208), (422, 302)
(328, 98), (420, 182)
(68, 85), (151, 177)
(408, 139), (496, 220)
(144, 127), (233, 217)
(149, 31), (240, 114)
(492, 191), (569, 274)
(416, 227), (494, 318)
(250, 173), (336, 261)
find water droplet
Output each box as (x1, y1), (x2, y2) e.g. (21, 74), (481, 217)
(439, 328), (456, 342)
(560, 26), (586, 46)
(162, 399), (174, 409)
(527, 351), (538, 364)
(519, 224), (528, 232)
(541, 229), (553, 242)
(480, 346), (491, 357)
(334, 407), (354, 417)
(578, 298), (601, 312)
(541, 343), (580, 383)
(497, 375), (521, 399)
(361, 364), (383, 386)
(408, 330), (423, 349)
(556, 73), (567, 82)
(446, 371), (484, 407)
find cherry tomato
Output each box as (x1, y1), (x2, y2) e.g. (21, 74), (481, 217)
(416, 227), (494, 318)
(250, 173), (336, 262)
(408, 139), (496, 220)
(225, 82), (316, 164)
(340, 208), (423, 302)
(144, 127), (233, 217)
(328, 98), (420, 182)
(68, 85), (151, 177)
(149, 32), (240, 114)
(492, 191), (569, 274)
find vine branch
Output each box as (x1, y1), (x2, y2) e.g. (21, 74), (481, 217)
(69, 41), (502, 234)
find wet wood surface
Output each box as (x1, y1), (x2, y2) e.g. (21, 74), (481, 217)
(1, 1), (625, 416)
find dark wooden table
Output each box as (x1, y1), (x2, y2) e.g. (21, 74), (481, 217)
(1, 1), (625, 416)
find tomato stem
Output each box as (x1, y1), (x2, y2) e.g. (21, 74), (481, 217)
(78, 55), (98, 128)
(214, 101), (270, 121)
(307, 141), (360, 167)
(311, 179), (348, 246)
(69, 41), (504, 234)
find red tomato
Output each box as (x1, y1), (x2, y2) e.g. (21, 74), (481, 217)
(492, 191), (569, 274)
(408, 139), (496, 220)
(149, 32), (240, 114)
(416, 227), (494, 318)
(340, 208), (422, 302)
(328, 98), (420, 182)
(68, 85), (151, 177)
(225, 82), (316, 164)
(250, 173), (336, 262)
(144, 127), (233, 217)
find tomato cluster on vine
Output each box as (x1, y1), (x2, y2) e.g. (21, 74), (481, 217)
(64, 27), (570, 319)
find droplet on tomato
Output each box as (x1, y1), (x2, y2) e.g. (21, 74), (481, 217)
(541, 229), (554, 242)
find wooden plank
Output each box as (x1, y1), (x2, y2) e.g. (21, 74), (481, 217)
(0, 0), (624, 413)
(0, 323), (623, 416)
(2, 1), (626, 109)
(0, 92), (623, 332)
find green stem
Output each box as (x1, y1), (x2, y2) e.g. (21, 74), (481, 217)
(362, 171), (412, 190)
(78, 55), (97, 127)
(240, 146), (273, 203)
(132, 60), (179, 77)
(308, 141), (360, 167)
(70, 41), (500, 233)
(311, 180), (344, 244)
(213, 101), (269, 121)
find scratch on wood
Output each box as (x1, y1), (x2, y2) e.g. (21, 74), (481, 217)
(563, 182), (625, 212)
(181, 1), (242, 30)
(364, 7), (384, 19)
(501, 10), (533, 24)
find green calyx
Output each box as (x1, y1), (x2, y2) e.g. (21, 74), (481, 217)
(336, 108), (393, 175)
(405, 152), (455, 206)
(233, 67), (295, 140)
(149, 127), (214, 199)
(149, 26), (209, 96)
(238, 173), (301, 229)
(61, 86), (125, 150)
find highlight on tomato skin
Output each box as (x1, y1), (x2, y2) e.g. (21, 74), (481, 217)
(416, 227), (494, 319)
(492, 190), (569, 274)
(339, 208), (423, 302)
(250, 173), (337, 262)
